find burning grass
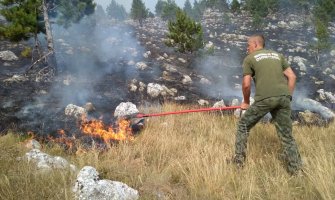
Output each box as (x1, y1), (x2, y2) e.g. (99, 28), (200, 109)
(0, 103), (335, 199)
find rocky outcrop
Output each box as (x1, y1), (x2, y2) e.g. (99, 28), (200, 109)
(24, 148), (76, 171)
(73, 166), (139, 200)
(65, 104), (87, 119)
(0, 50), (18, 61)
(113, 102), (139, 118)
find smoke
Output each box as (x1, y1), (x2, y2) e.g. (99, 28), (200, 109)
(194, 49), (246, 102)
(48, 15), (145, 107)
(14, 13), (148, 134)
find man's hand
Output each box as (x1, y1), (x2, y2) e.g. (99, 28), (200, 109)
(241, 102), (250, 110)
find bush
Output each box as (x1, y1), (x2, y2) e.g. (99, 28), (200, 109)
(21, 47), (32, 58)
(165, 9), (204, 53)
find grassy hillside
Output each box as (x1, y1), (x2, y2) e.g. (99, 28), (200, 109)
(1, 103), (334, 200)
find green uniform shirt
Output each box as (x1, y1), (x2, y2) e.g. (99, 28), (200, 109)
(243, 49), (290, 101)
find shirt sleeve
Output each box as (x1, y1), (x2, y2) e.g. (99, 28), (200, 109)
(242, 56), (253, 76)
(280, 54), (290, 70)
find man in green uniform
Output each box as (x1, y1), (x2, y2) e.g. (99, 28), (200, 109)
(233, 34), (302, 175)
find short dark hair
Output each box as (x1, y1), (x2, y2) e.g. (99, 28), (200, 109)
(251, 34), (265, 47)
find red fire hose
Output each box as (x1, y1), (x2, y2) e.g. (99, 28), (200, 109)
(135, 106), (241, 118)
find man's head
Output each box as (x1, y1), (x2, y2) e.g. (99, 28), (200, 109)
(247, 34), (265, 54)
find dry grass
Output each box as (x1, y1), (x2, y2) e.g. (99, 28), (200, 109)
(0, 103), (335, 200)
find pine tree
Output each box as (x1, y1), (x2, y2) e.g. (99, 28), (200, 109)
(312, 0), (334, 61)
(0, 0), (96, 73)
(183, 0), (193, 17)
(130, 0), (147, 26)
(155, 0), (166, 17)
(231, 0), (240, 13)
(0, 0), (42, 41)
(205, 0), (228, 11)
(161, 0), (179, 21)
(165, 9), (203, 53)
(56, 0), (95, 28)
(191, 0), (203, 21)
(106, 0), (128, 21)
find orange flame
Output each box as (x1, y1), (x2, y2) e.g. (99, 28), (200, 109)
(46, 129), (75, 150)
(80, 117), (134, 142)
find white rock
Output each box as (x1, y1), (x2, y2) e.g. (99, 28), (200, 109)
(293, 56), (307, 71)
(200, 78), (211, 85)
(278, 21), (288, 28)
(163, 63), (177, 72)
(143, 51), (151, 58)
(65, 104), (87, 118)
(330, 50), (335, 57)
(0, 50), (18, 61)
(73, 166), (139, 200)
(25, 149), (74, 171)
(138, 82), (146, 92)
(135, 62), (148, 70)
(3, 75), (28, 83)
(205, 41), (214, 50)
(25, 139), (41, 149)
(129, 83), (137, 92)
(213, 100), (226, 108)
(198, 99), (209, 106)
(114, 102), (139, 118)
(178, 58), (187, 63)
(182, 75), (192, 85)
(147, 83), (164, 98)
(174, 96), (186, 101)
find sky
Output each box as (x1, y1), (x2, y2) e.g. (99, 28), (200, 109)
(94, 0), (195, 13)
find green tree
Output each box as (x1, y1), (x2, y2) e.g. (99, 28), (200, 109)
(244, 0), (278, 28)
(245, 0), (278, 17)
(165, 9), (203, 53)
(230, 0), (240, 13)
(155, 0), (167, 17)
(94, 4), (107, 21)
(56, 0), (95, 28)
(0, 0), (96, 73)
(130, 0), (147, 26)
(311, 0), (334, 62)
(191, 0), (203, 21)
(106, 0), (128, 21)
(314, 0), (335, 23)
(0, 0), (42, 41)
(161, 0), (179, 21)
(183, 0), (192, 17)
(205, 0), (228, 11)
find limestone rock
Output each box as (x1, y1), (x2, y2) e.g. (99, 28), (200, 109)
(73, 166), (139, 200)
(182, 75), (192, 85)
(25, 149), (76, 171)
(135, 62), (148, 70)
(198, 99), (209, 106)
(147, 83), (164, 98)
(65, 104), (87, 118)
(0, 50), (18, 61)
(213, 100), (226, 108)
(114, 102), (139, 118)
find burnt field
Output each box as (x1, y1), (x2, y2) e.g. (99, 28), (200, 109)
(1, 13), (335, 139)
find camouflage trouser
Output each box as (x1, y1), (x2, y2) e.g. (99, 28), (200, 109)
(234, 95), (302, 174)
